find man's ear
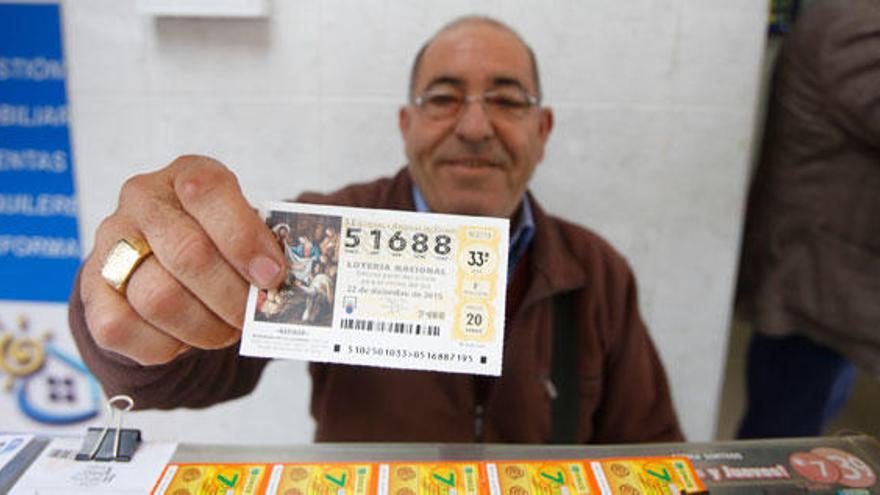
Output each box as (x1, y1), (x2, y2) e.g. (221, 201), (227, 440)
(536, 107), (554, 162)
(399, 106), (411, 137)
(539, 107), (554, 143)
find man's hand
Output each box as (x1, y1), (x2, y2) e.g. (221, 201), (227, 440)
(79, 155), (287, 366)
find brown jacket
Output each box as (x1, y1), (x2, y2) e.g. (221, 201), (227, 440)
(69, 168), (683, 443)
(737, 0), (880, 375)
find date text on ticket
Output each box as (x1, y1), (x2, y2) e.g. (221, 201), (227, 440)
(240, 202), (509, 376)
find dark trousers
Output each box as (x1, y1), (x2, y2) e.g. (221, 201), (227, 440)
(737, 332), (857, 439)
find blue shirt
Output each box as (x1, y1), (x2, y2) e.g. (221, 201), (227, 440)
(411, 185), (535, 279)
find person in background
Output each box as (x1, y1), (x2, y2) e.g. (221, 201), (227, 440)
(736, 0), (880, 438)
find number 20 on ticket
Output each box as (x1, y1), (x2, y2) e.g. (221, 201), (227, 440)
(240, 202), (509, 376)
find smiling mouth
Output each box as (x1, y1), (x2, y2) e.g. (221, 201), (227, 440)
(440, 158), (500, 168)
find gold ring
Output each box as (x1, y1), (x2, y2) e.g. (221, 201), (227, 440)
(100, 237), (153, 294)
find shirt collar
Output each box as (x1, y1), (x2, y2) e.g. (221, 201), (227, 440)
(411, 184), (535, 276)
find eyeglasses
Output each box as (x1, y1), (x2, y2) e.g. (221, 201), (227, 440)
(412, 86), (540, 121)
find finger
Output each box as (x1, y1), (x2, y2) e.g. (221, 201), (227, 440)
(170, 156), (286, 288)
(80, 254), (189, 366)
(125, 255), (241, 349)
(117, 170), (250, 329)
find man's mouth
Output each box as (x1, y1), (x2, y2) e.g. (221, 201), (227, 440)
(439, 157), (501, 168)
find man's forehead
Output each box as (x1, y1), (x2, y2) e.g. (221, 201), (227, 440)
(415, 22), (536, 91)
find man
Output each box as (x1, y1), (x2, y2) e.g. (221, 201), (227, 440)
(70, 16), (682, 443)
(736, 0), (880, 438)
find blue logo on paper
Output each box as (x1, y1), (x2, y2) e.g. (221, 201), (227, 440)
(1, 314), (100, 424)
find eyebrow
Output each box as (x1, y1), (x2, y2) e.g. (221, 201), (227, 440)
(490, 76), (529, 92)
(423, 76), (466, 91)
(421, 75), (531, 93)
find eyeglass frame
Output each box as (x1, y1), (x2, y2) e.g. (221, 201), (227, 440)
(410, 83), (542, 121)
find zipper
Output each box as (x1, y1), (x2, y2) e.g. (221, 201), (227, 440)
(474, 404), (485, 441)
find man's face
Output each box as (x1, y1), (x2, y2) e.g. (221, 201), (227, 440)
(399, 22), (553, 218)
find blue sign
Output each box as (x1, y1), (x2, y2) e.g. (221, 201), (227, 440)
(0, 3), (81, 302)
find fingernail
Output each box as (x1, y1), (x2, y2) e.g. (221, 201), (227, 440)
(248, 255), (281, 287)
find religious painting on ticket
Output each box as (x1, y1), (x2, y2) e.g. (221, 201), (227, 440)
(254, 211), (341, 327)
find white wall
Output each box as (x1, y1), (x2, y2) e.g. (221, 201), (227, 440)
(61, 0), (768, 443)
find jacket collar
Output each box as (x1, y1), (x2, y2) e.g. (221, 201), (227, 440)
(521, 193), (588, 308)
(382, 167), (418, 211)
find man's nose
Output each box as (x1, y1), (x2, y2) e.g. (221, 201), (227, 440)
(454, 98), (495, 143)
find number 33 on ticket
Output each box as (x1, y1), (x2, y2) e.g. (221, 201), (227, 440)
(241, 202), (509, 376)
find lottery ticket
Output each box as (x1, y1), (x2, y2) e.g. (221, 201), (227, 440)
(382, 462), (482, 495)
(487, 461), (597, 495)
(240, 202), (509, 376)
(266, 463), (375, 495)
(152, 463), (267, 494)
(590, 456), (706, 494)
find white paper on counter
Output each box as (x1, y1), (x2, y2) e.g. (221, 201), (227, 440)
(10, 436), (177, 495)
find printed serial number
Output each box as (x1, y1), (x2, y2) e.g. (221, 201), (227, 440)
(345, 345), (474, 363)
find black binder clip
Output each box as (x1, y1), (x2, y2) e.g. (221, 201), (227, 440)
(76, 394), (141, 462)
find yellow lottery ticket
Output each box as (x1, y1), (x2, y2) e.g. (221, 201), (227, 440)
(265, 462), (375, 495)
(241, 202), (509, 376)
(380, 462), (482, 495)
(487, 461), (598, 495)
(589, 457), (706, 494)
(151, 463), (268, 495)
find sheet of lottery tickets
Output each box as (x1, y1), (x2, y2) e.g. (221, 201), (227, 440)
(151, 457), (707, 495)
(240, 202), (509, 376)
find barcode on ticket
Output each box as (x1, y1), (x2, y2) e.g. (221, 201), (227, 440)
(341, 318), (440, 337)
